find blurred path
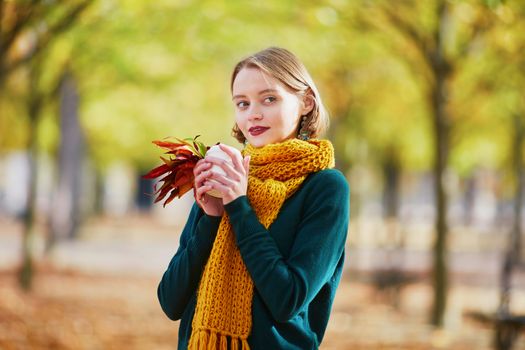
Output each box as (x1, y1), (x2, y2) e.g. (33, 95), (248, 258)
(2, 215), (525, 349)
(0, 223), (19, 269)
(0, 214), (518, 287)
(0, 215), (180, 276)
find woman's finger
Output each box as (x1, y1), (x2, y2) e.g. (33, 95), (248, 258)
(243, 156), (250, 175)
(194, 168), (213, 188)
(218, 144), (244, 172)
(193, 160), (211, 177)
(207, 172), (235, 187)
(207, 180), (230, 198)
(205, 156), (239, 180)
(195, 183), (213, 201)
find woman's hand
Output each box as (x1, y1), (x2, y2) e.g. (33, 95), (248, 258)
(204, 144), (250, 205)
(193, 159), (224, 217)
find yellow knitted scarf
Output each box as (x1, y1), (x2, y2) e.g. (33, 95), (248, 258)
(188, 139), (335, 350)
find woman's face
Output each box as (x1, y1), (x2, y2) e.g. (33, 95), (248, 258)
(232, 67), (312, 148)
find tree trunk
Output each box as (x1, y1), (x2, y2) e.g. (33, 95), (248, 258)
(510, 114), (523, 264)
(19, 121), (38, 290)
(382, 150), (403, 253)
(19, 57), (43, 290)
(383, 150), (400, 220)
(430, 0), (451, 328)
(48, 70), (84, 248)
(462, 175), (476, 225)
(499, 114), (524, 314)
(93, 167), (104, 215)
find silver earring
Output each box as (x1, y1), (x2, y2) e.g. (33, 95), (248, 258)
(298, 115), (310, 141)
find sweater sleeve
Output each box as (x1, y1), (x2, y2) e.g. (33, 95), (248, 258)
(157, 202), (222, 320)
(224, 170), (350, 323)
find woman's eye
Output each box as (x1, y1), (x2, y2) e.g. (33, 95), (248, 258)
(263, 96), (276, 104)
(236, 101), (248, 108)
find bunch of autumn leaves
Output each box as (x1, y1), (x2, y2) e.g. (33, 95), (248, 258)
(142, 136), (210, 207)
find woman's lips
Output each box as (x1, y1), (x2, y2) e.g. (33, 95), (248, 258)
(249, 126), (269, 136)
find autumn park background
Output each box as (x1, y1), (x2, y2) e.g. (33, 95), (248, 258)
(1, 0), (524, 349)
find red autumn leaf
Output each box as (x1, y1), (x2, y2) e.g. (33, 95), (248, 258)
(155, 186), (173, 203)
(142, 164), (170, 179)
(160, 156), (174, 166)
(173, 171), (193, 189)
(152, 140), (187, 150)
(167, 148), (194, 158)
(142, 135), (211, 206)
(156, 179), (172, 194)
(177, 181), (193, 197)
(162, 190), (179, 207)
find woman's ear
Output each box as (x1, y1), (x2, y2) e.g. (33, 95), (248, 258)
(301, 93), (315, 116)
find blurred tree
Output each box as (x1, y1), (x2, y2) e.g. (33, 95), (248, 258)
(48, 70), (84, 244)
(8, 1), (517, 304)
(473, 4), (525, 347)
(345, 0), (498, 327)
(3, 0), (352, 272)
(19, 54), (43, 290)
(1, 0), (343, 253)
(0, 1), (92, 87)
(0, 0), (93, 290)
(448, 2), (525, 334)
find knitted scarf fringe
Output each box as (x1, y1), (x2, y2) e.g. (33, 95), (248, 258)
(188, 139), (334, 350)
(188, 329), (250, 350)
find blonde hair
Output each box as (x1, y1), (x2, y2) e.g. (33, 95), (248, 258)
(230, 47), (329, 144)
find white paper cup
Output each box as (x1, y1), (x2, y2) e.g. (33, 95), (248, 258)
(204, 144), (240, 198)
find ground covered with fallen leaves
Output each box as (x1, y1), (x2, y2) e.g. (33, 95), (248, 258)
(2, 214), (524, 349)
(0, 265), (515, 350)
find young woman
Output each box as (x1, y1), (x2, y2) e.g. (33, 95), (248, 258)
(158, 47), (350, 350)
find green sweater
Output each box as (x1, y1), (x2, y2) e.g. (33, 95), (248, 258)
(158, 168), (350, 349)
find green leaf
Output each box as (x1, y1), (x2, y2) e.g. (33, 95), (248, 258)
(175, 137), (199, 156)
(197, 141), (208, 158)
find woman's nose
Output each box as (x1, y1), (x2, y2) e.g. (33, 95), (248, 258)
(248, 113), (262, 121)
(247, 105), (263, 120)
